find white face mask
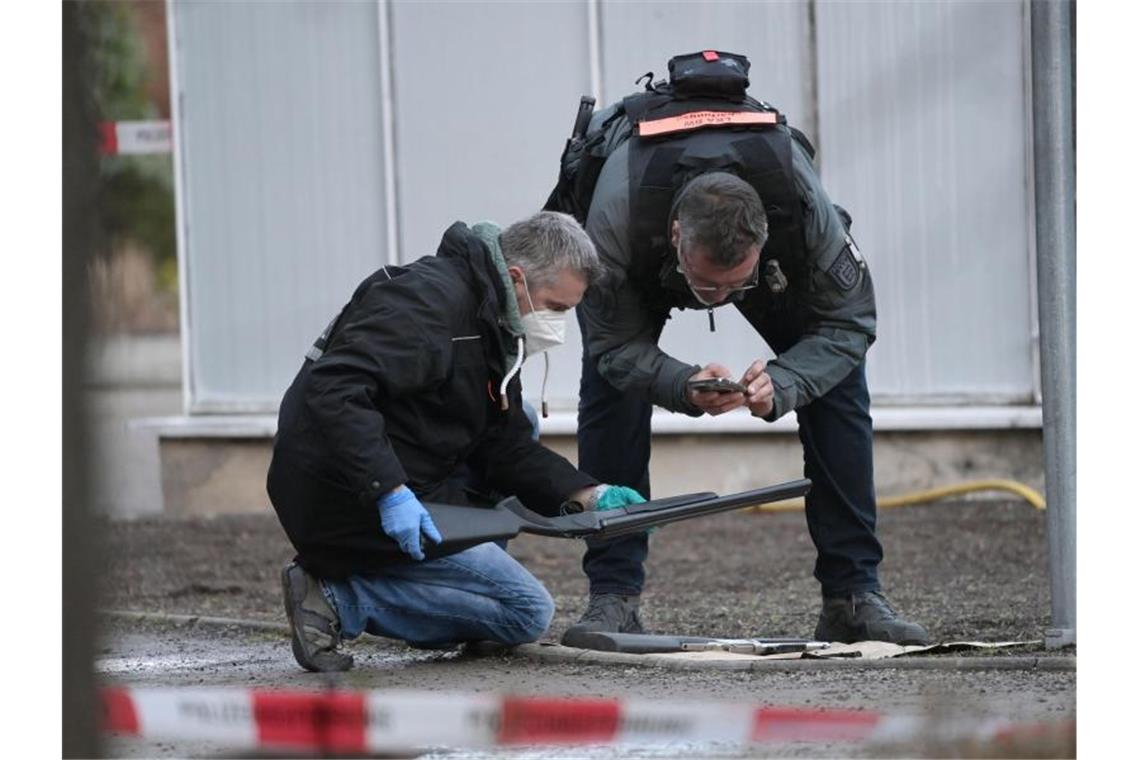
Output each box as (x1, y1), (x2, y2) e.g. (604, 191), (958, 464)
(519, 272), (568, 356)
(521, 309), (567, 356)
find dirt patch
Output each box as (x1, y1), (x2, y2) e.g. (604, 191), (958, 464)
(98, 499), (1056, 649)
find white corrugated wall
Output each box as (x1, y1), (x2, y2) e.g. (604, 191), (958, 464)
(169, 0), (1037, 422)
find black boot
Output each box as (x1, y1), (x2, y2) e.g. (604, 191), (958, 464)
(281, 563), (354, 672)
(560, 593), (644, 648)
(815, 590), (929, 645)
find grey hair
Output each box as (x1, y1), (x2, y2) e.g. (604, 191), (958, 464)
(500, 210), (604, 288)
(675, 172), (769, 268)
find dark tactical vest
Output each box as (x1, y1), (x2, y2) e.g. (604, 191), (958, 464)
(621, 88), (811, 308)
(544, 51), (819, 314)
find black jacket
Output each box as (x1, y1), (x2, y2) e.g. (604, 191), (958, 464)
(267, 222), (596, 578)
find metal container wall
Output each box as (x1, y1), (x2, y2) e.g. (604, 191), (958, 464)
(816, 0), (1035, 402)
(170, 0), (1036, 415)
(172, 1), (391, 410)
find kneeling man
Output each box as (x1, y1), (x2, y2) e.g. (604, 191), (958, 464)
(268, 211), (640, 671)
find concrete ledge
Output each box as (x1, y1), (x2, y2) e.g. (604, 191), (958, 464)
(135, 415), (277, 438)
(594, 406), (1042, 435)
(513, 643), (1074, 672)
(140, 405), (1044, 438)
(148, 423), (1045, 515)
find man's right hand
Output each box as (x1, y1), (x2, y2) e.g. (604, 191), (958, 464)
(686, 363), (747, 416)
(377, 486), (442, 561)
(741, 359), (775, 418)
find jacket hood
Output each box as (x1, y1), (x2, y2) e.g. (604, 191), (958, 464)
(436, 220), (525, 407)
(471, 221), (525, 340)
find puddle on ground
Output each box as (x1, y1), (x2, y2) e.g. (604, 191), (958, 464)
(96, 632), (464, 676)
(95, 653), (283, 674)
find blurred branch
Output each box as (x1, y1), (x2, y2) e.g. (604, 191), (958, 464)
(80, 1), (177, 268)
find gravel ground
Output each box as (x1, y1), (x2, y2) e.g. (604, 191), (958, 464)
(98, 498), (1055, 647)
(96, 499), (1074, 758)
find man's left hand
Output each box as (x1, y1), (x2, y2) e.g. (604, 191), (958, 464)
(687, 363), (747, 416)
(595, 485), (646, 511)
(742, 359), (775, 418)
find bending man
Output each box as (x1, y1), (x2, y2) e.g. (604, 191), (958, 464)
(566, 118), (928, 647)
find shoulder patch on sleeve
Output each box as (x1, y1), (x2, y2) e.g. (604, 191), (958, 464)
(827, 246), (860, 291)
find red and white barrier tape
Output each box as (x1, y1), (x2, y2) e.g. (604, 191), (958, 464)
(99, 120), (172, 155)
(100, 686), (1072, 753)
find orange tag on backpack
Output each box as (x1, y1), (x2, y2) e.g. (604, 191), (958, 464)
(638, 110), (777, 138)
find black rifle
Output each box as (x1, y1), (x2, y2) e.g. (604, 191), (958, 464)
(560, 632), (829, 655)
(407, 478), (811, 561)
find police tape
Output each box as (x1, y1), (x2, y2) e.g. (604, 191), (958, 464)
(100, 686), (1073, 753)
(99, 120), (172, 155)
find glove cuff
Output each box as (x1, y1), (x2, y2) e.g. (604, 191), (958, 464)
(377, 485), (415, 511)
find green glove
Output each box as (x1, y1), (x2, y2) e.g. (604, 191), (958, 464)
(595, 485), (647, 511)
(595, 485), (655, 533)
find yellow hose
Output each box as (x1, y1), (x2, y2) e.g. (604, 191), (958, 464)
(751, 479), (1046, 513)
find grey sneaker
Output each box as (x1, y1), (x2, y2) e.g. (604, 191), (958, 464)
(560, 593), (644, 648)
(814, 590), (930, 645)
(280, 562), (354, 672)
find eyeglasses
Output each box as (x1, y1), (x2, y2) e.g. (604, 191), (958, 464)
(675, 242), (761, 295)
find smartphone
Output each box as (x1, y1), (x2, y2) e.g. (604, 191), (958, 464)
(687, 377), (747, 394)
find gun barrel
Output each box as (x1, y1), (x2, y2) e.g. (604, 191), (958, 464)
(596, 478), (812, 538)
(572, 95), (596, 140)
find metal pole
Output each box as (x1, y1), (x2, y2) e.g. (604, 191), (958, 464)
(376, 0), (402, 267)
(63, 3), (103, 754)
(1030, 0), (1076, 649)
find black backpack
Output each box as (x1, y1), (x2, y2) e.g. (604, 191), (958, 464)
(543, 50), (816, 227)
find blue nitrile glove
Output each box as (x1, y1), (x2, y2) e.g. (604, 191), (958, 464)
(378, 486), (442, 561)
(595, 485), (647, 511)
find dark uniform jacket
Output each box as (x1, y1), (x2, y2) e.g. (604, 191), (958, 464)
(267, 222), (596, 579)
(579, 111), (876, 421)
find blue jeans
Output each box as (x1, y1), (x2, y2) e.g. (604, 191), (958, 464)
(576, 311), (883, 599)
(323, 542), (555, 647)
